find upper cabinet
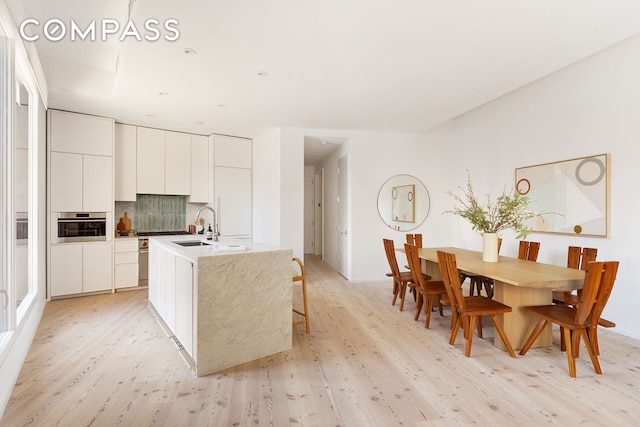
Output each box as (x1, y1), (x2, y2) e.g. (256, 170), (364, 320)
(165, 131), (191, 195)
(114, 124), (137, 201)
(136, 127), (191, 195)
(49, 110), (113, 156)
(48, 110), (114, 213)
(136, 127), (165, 194)
(189, 135), (209, 203)
(214, 135), (252, 168)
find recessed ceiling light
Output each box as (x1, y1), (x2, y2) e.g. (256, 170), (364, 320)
(319, 140), (330, 145)
(158, 91), (168, 96)
(196, 121), (204, 125)
(183, 48), (197, 55)
(256, 71), (269, 77)
(217, 104), (226, 108)
(145, 113), (155, 117)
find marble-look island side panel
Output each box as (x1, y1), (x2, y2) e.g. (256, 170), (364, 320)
(196, 249), (292, 375)
(148, 235), (292, 376)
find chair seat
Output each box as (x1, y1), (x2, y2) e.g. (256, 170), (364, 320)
(459, 296), (512, 315)
(523, 304), (587, 330)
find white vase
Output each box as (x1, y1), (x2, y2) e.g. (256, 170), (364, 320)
(482, 233), (499, 262)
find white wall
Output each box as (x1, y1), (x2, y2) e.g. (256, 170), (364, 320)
(252, 128), (282, 246)
(430, 34), (640, 339)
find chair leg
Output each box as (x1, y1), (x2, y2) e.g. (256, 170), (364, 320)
(581, 329), (602, 374)
(424, 295), (435, 328)
(476, 315), (483, 339)
(465, 315), (477, 357)
(450, 315), (462, 345)
(563, 327), (577, 378)
(588, 325), (600, 355)
(414, 292), (423, 321)
(519, 319), (548, 355)
(489, 315), (516, 358)
(399, 283), (408, 311)
(391, 278), (399, 305)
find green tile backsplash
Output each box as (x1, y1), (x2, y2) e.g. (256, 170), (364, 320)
(135, 194), (187, 232)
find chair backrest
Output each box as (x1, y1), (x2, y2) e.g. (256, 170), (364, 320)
(518, 241), (540, 261)
(567, 246), (598, 271)
(405, 243), (424, 290)
(574, 261), (619, 326)
(405, 233), (423, 247)
(383, 239), (401, 279)
(436, 251), (466, 311)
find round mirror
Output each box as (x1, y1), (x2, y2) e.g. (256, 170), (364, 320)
(377, 174), (430, 232)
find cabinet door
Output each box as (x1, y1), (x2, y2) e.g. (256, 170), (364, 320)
(83, 242), (113, 292)
(115, 124), (137, 201)
(136, 127), (165, 194)
(50, 244), (83, 297)
(175, 257), (194, 357)
(214, 135), (252, 168)
(189, 135), (209, 203)
(165, 131), (191, 195)
(115, 264), (138, 289)
(165, 251), (177, 331)
(49, 110), (113, 156)
(215, 167), (252, 236)
(50, 151), (83, 212)
(83, 155), (112, 212)
(148, 242), (167, 319)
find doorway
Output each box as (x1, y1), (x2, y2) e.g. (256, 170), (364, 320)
(337, 155), (348, 278)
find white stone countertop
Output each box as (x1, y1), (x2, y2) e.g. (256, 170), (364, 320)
(149, 234), (288, 263)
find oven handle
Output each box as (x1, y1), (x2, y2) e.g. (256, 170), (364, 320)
(58, 218), (106, 223)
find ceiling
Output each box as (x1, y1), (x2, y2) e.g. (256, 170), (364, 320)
(18, 0), (640, 153)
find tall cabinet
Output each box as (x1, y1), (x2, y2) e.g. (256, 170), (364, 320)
(213, 135), (252, 238)
(48, 110), (115, 298)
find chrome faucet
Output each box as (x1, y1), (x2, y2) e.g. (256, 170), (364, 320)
(193, 206), (220, 241)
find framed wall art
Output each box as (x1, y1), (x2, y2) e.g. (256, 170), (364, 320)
(515, 153), (610, 237)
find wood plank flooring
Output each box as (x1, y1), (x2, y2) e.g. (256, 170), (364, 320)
(3, 255), (640, 426)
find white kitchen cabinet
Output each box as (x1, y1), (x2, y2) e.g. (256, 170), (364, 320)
(50, 242), (113, 297)
(148, 240), (167, 319)
(166, 251), (177, 332)
(83, 155), (113, 212)
(50, 151), (83, 212)
(174, 256), (194, 357)
(136, 127), (165, 194)
(50, 152), (112, 212)
(83, 242), (113, 293)
(189, 135), (209, 203)
(114, 238), (138, 289)
(214, 135), (252, 168)
(50, 244), (83, 296)
(114, 124), (137, 201)
(49, 110), (114, 156)
(214, 166), (252, 237)
(165, 131), (191, 195)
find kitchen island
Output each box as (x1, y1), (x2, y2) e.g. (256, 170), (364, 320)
(147, 234), (292, 376)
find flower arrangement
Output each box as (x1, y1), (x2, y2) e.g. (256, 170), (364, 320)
(444, 171), (542, 240)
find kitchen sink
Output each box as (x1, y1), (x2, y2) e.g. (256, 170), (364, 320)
(172, 240), (212, 247)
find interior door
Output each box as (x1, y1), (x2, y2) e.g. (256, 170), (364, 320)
(304, 174), (314, 254)
(337, 155), (348, 278)
(314, 169), (323, 257)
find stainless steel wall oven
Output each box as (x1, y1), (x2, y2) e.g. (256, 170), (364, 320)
(57, 212), (107, 242)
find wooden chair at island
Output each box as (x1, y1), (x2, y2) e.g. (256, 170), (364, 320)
(405, 243), (448, 328)
(519, 261), (619, 377)
(292, 257), (310, 333)
(437, 250), (516, 358)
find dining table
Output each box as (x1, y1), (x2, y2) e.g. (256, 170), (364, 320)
(417, 247), (586, 351)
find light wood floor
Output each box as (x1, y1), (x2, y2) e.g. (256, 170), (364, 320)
(3, 255), (640, 426)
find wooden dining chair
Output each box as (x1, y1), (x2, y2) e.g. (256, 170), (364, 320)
(553, 246), (598, 305)
(383, 239), (425, 311)
(518, 240), (540, 261)
(436, 250), (516, 358)
(405, 244), (448, 328)
(519, 261), (619, 377)
(461, 238), (503, 298)
(405, 233), (422, 247)
(292, 257), (310, 333)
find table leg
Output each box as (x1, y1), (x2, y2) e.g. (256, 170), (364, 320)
(493, 281), (552, 350)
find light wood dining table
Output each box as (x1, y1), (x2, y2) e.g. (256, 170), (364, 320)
(417, 247), (586, 351)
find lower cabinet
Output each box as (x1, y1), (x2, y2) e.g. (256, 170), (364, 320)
(148, 242), (194, 358)
(50, 242), (113, 297)
(114, 238), (139, 289)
